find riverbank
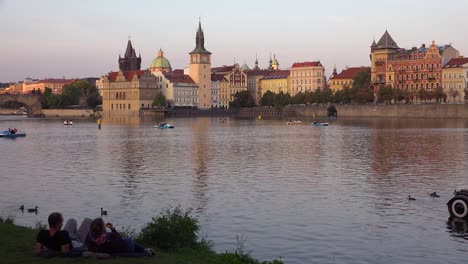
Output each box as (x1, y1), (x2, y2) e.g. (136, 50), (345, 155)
(0, 222), (282, 264)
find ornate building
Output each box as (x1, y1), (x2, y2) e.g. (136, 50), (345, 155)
(98, 70), (159, 117)
(247, 70), (273, 105)
(370, 30), (460, 98)
(329, 67), (370, 92)
(119, 39), (141, 71)
(442, 57), (468, 103)
(189, 21), (212, 109)
(289, 61), (325, 96)
(150, 49), (172, 73)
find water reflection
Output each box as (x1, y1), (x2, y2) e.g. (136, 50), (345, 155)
(191, 118), (209, 214)
(447, 217), (468, 240)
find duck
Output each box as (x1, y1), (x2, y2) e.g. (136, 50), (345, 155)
(19, 205), (24, 211)
(100, 208), (107, 216)
(408, 195), (416, 201)
(27, 206), (38, 213)
(430, 192), (440, 198)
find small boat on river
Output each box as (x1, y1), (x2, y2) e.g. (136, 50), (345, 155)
(286, 120), (303, 125)
(154, 123), (174, 129)
(0, 129), (26, 138)
(311, 122), (329, 127)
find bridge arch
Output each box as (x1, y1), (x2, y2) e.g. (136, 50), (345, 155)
(0, 95), (43, 116)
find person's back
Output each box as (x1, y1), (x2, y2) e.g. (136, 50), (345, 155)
(35, 212), (71, 257)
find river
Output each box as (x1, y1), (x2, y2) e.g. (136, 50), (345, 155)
(1, 115), (468, 263)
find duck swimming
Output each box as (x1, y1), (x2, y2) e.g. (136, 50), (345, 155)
(408, 195), (416, 201)
(430, 192), (440, 198)
(27, 206), (38, 213)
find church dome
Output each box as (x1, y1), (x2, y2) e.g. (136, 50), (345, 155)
(272, 55), (279, 66)
(241, 63), (250, 71)
(150, 49), (172, 71)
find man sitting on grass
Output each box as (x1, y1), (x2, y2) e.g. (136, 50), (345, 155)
(35, 212), (72, 257)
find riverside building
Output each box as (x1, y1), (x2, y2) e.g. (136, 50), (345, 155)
(289, 61), (325, 96)
(442, 57), (468, 103)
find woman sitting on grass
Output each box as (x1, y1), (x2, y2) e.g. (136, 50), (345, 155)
(85, 218), (155, 257)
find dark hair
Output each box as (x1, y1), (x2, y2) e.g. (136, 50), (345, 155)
(48, 212), (63, 228)
(90, 218), (105, 237)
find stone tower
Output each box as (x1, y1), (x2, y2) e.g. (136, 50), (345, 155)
(189, 20), (212, 109)
(370, 30), (399, 97)
(119, 39), (141, 71)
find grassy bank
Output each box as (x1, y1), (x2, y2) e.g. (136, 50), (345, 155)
(0, 221), (282, 264)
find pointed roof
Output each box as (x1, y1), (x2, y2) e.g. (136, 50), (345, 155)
(376, 30), (399, 50)
(190, 20), (211, 55)
(371, 39), (377, 47)
(124, 40), (134, 58)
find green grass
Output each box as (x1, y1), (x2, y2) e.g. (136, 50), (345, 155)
(0, 222), (283, 264)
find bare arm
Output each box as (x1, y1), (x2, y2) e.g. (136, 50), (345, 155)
(35, 242), (43, 256)
(60, 243), (70, 254)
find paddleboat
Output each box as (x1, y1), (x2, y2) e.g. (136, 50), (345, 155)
(0, 130), (26, 138)
(286, 120), (303, 125)
(311, 122), (329, 127)
(154, 123), (174, 129)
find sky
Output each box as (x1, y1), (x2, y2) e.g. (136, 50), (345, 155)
(1, 0), (468, 82)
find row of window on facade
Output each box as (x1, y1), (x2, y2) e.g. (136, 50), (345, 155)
(444, 72), (468, 79)
(397, 73), (439, 81)
(175, 91), (197, 96)
(116, 92), (126, 100)
(330, 80), (351, 85)
(392, 63), (440, 72)
(292, 79), (321, 85)
(443, 83), (467, 89)
(111, 103), (131, 110)
(291, 72), (322, 77)
(395, 82), (440, 90)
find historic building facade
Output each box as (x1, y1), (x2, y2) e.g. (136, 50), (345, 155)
(5, 78), (75, 95)
(289, 61), (325, 96)
(119, 39), (142, 71)
(98, 70), (159, 117)
(442, 57), (468, 103)
(370, 30), (460, 97)
(189, 21), (212, 109)
(247, 70), (273, 105)
(329, 67), (370, 92)
(227, 63), (248, 102)
(260, 70), (290, 95)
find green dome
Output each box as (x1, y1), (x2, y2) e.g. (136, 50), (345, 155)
(272, 57), (279, 66)
(150, 49), (172, 69)
(241, 63), (250, 71)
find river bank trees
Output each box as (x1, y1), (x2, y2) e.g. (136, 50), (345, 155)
(40, 80), (101, 109)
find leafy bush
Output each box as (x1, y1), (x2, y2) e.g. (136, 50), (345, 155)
(137, 206), (199, 250)
(219, 234), (283, 264)
(0, 217), (14, 225)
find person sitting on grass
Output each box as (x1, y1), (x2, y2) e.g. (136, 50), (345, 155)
(35, 212), (72, 257)
(85, 218), (155, 257)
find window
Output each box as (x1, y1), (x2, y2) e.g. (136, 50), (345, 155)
(111, 104), (113, 110)
(128, 104), (131, 110)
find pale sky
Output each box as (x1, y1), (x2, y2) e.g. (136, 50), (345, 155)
(1, 0), (467, 82)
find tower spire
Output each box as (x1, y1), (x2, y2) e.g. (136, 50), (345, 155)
(190, 19), (211, 54)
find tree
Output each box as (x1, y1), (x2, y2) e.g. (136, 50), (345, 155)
(60, 84), (81, 107)
(230, 90), (255, 108)
(417, 88), (429, 102)
(448, 88), (459, 103)
(260, 91), (275, 106)
(274, 91), (291, 107)
(40, 87), (59, 109)
(152, 92), (167, 107)
(350, 69), (373, 103)
(334, 87), (352, 104)
(291, 92), (305, 105)
(377, 85), (394, 103)
(434, 86), (445, 103)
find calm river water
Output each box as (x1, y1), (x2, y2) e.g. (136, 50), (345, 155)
(1, 115), (468, 263)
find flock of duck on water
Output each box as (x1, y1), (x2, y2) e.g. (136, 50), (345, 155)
(18, 205), (108, 216)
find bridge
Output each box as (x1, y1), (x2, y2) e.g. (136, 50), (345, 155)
(0, 95), (43, 116)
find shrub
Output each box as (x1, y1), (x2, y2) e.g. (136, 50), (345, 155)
(137, 206), (199, 250)
(219, 234), (283, 264)
(0, 217), (14, 225)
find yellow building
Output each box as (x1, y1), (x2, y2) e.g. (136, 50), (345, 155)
(260, 70), (290, 95)
(329, 67), (370, 92)
(97, 70), (159, 117)
(290, 61), (325, 96)
(247, 70), (273, 105)
(442, 57), (468, 103)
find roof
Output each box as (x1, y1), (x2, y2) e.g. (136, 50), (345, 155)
(164, 72), (196, 84)
(261, 70), (290, 80)
(211, 74), (227, 82)
(330, 67), (370, 80)
(38, 78), (76, 84)
(189, 21), (211, 55)
(107, 70), (146, 82)
(375, 30), (399, 50)
(151, 56), (172, 69)
(212, 65), (235, 73)
(246, 70), (274, 76)
(291, 61), (322, 68)
(443, 57), (468, 68)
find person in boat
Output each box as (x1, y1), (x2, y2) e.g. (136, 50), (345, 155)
(85, 218), (155, 257)
(313, 120), (318, 124)
(69, 120), (73, 125)
(64, 120), (68, 125)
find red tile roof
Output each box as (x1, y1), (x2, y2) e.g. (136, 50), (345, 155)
(164, 73), (195, 84)
(292, 61), (322, 68)
(246, 70), (274, 76)
(107, 70), (146, 82)
(212, 65), (235, 73)
(261, 70), (290, 80)
(443, 57), (468, 68)
(330, 67), (370, 80)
